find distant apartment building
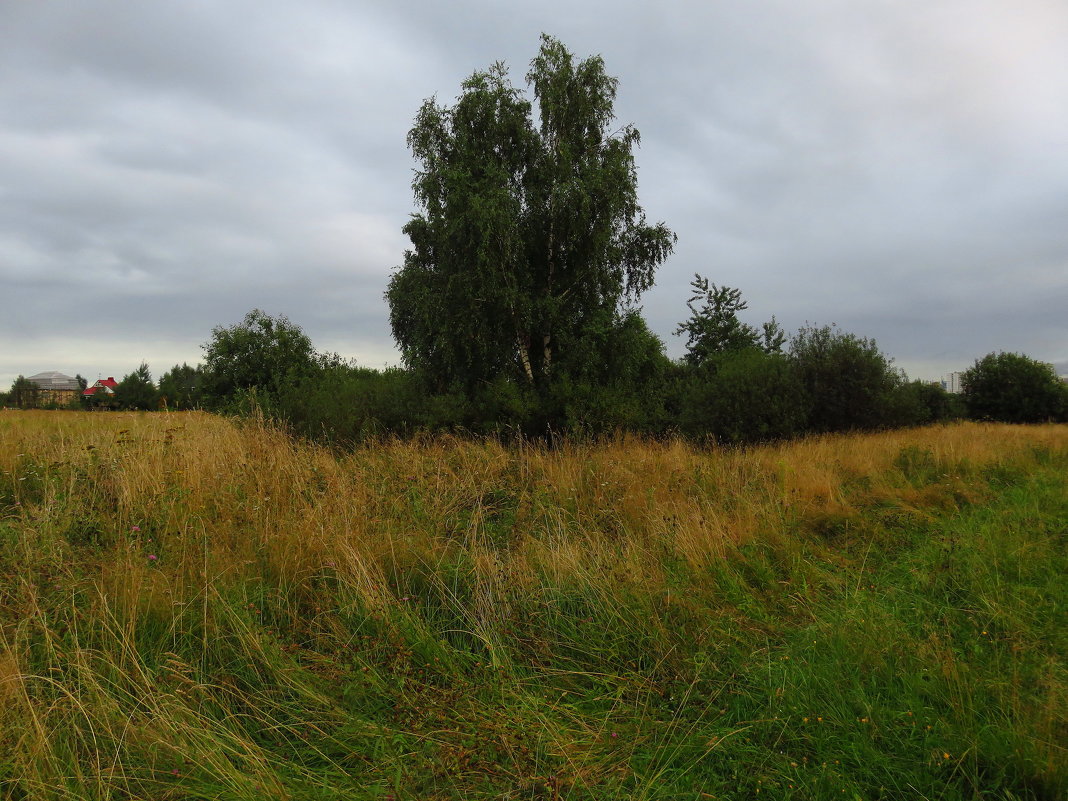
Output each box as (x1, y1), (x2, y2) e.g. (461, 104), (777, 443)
(940, 372), (965, 394)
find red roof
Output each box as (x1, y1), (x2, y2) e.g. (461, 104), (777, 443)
(83, 377), (118, 396)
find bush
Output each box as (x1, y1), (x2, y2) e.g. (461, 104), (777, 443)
(789, 324), (902, 432)
(883, 380), (964, 428)
(116, 363), (159, 411)
(202, 310), (318, 408)
(272, 362), (435, 445)
(676, 350), (810, 443)
(543, 310), (673, 436)
(962, 352), (1067, 423)
(159, 363), (205, 410)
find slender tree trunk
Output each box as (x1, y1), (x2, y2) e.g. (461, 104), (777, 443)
(517, 333), (535, 384)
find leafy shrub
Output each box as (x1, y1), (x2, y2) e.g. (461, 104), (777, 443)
(789, 324), (902, 432)
(962, 352), (1067, 423)
(677, 350), (810, 443)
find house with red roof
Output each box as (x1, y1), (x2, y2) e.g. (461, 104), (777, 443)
(83, 377), (119, 408)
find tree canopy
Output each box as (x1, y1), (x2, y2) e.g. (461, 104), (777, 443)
(675, 274), (784, 367)
(116, 363), (159, 411)
(962, 352), (1067, 423)
(386, 35), (675, 394)
(159, 363), (205, 410)
(788, 324), (902, 432)
(202, 309), (318, 404)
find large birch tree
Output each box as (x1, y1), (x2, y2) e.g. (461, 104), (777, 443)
(386, 35), (675, 393)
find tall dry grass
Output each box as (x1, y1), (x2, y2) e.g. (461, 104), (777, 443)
(1, 410), (1065, 798)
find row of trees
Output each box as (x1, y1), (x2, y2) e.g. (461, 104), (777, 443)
(0, 364), (205, 412)
(4, 304), (1063, 440)
(182, 305), (1066, 445)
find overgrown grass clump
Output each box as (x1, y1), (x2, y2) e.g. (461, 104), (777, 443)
(0, 411), (1065, 799)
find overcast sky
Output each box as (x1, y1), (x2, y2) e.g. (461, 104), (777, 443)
(3, 0), (1066, 388)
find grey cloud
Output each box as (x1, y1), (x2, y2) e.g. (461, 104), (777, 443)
(2, 0), (1066, 387)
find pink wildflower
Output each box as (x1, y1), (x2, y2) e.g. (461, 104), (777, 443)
(131, 526), (140, 532)
(148, 554), (158, 561)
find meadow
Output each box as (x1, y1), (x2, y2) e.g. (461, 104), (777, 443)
(0, 411), (1065, 800)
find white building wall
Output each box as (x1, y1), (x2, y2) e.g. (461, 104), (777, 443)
(941, 372), (965, 394)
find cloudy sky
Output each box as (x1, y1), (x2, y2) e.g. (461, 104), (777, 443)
(3, 0), (1066, 388)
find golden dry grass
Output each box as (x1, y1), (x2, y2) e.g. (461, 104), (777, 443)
(0, 409), (1062, 660)
(3, 411), (1066, 595)
(2, 410), (1066, 798)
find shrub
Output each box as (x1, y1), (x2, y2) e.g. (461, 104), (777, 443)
(677, 350), (810, 443)
(789, 324), (902, 432)
(962, 352), (1067, 423)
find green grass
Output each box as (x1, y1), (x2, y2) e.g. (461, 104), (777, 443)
(0, 413), (1065, 799)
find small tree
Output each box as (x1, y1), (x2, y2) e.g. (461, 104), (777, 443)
(544, 309), (672, 435)
(116, 363), (159, 411)
(202, 310), (318, 407)
(7, 376), (39, 409)
(677, 349), (809, 443)
(789, 324), (902, 432)
(961, 352), (1066, 423)
(159, 363), (205, 410)
(675, 275), (783, 367)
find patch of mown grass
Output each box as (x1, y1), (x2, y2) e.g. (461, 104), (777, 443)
(0, 412), (1064, 799)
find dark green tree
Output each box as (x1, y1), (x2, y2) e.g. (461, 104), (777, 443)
(961, 352), (1067, 423)
(544, 308), (673, 435)
(674, 275), (783, 367)
(116, 363), (159, 411)
(159, 363), (205, 410)
(677, 350), (809, 443)
(70, 374), (90, 410)
(882, 380), (963, 427)
(387, 35), (675, 394)
(789, 324), (903, 432)
(202, 310), (317, 406)
(7, 376), (39, 409)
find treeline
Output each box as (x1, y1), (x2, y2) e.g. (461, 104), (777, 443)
(4, 300), (1064, 442)
(199, 305), (1062, 446)
(0, 366), (199, 413)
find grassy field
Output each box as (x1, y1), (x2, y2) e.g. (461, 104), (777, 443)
(0, 411), (1065, 800)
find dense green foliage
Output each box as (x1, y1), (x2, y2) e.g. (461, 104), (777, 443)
(677, 349), (810, 443)
(115, 362), (159, 411)
(962, 351), (1067, 423)
(158, 362), (205, 410)
(387, 35), (674, 404)
(201, 309), (319, 406)
(788, 323), (905, 433)
(4, 301), (977, 443)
